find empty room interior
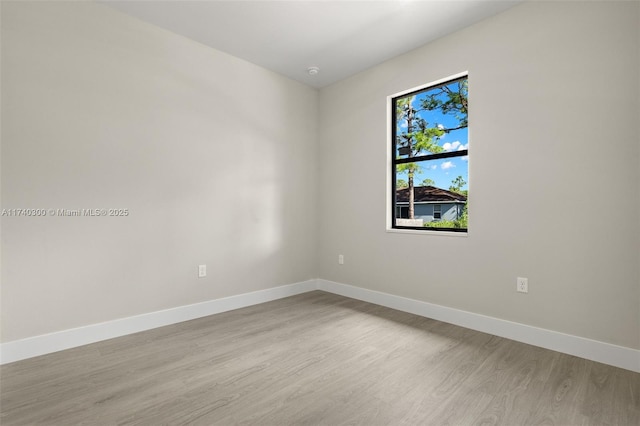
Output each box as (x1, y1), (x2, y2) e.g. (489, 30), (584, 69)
(1, 0), (639, 424)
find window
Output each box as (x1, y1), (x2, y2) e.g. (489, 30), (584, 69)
(390, 74), (468, 232)
(396, 206), (409, 219)
(433, 204), (442, 220)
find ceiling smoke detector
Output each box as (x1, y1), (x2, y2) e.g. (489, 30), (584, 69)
(307, 66), (320, 76)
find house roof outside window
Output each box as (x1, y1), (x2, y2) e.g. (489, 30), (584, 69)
(396, 186), (467, 203)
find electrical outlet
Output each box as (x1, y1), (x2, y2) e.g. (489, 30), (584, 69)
(198, 264), (207, 278)
(338, 254), (344, 265)
(517, 277), (528, 293)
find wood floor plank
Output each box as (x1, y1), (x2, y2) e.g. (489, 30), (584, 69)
(1, 291), (638, 425)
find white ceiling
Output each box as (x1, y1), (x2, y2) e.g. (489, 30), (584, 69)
(101, 0), (522, 88)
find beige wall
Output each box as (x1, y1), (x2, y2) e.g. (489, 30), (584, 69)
(1, 1), (318, 341)
(318, 1), (640, 349)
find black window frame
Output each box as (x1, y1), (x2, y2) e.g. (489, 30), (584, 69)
(391, 75), (468, 233)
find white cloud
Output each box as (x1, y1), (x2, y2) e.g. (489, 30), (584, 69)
(461, 156), (469, 162)
(441, 141), (469, 152)
(441, 161), (455, 170)
(428, 164), (437, 170)
(442, 141), (462, 151)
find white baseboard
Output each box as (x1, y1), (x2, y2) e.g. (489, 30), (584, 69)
(316, 279), (640, 373)
(0, 279), (317, 365)
(2, 278), (638, 373)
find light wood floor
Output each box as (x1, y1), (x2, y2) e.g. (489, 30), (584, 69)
(1, 291), (638, 425)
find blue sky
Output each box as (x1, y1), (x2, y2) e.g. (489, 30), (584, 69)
(395, 83), (468, 191)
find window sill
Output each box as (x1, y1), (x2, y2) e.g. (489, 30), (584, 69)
(386, 228), (468, 237)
